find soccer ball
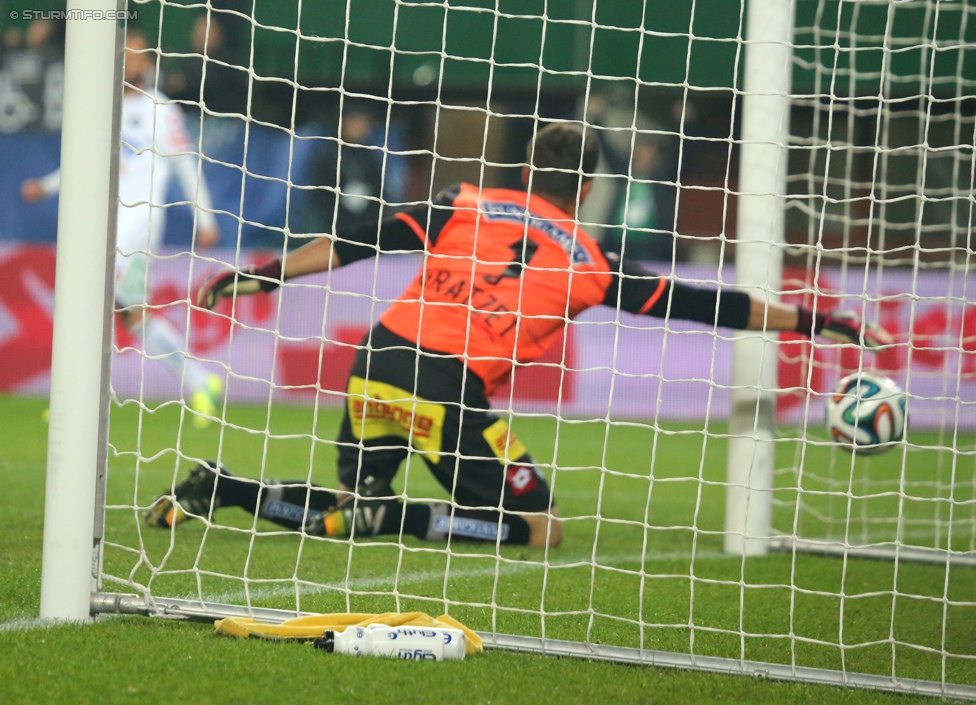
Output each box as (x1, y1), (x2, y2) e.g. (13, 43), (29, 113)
(825, 373), (907, 455)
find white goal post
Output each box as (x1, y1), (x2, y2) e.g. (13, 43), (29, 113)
(39, 0), (123, 622)
(723, 0), (792, 557)
(38, 0), (976, 699)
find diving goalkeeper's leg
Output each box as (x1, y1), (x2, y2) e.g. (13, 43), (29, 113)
(310, 440), (560, 547)
(308, 493), (555, 547)
(144, 461), (339, 529)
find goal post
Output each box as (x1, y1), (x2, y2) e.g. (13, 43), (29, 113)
(39, 0), (124, 622)
(724, 0), (793, 557)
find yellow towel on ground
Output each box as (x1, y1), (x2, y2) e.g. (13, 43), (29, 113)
(214, 611), (482, 656)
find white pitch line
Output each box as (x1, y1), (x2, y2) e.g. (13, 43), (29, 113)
(0, 548), (734, 632)
(175, 548), (732, 609)
(0, 616), (74, 633)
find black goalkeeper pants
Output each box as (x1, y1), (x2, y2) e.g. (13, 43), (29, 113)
(335, 324), (554, 514)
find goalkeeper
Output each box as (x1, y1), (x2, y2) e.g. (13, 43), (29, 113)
(146, 122), (890, 547)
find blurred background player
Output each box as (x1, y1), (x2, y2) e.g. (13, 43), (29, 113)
(579, 88), (678, 262)
(146, 123), (890, 546)
(303, 99), (386, 236)
(21, 30), (224, 428)
(163, 11), (249, 117)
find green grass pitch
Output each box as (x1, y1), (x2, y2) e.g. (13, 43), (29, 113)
(1, 391), (974, 704)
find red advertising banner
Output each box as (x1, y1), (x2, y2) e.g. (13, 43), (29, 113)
(2, 244), (973, 429)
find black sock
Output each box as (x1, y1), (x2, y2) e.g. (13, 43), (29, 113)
(438, 508), (531, 545)
(214, 474), (261, 511)
(376, 502), (428, 538)
(216, 476), (337, 530)
(376, 503), (531, 544)
(260, 482), (338, 530)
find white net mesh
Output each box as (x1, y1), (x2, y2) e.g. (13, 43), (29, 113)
(775, 0), (976, 557)
(90, 0), (976, 694)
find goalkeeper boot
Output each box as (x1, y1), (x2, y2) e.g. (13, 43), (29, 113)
(189, 375), (224, 430)
(306, 477), (397, 538)
(145, 461), (229, 528)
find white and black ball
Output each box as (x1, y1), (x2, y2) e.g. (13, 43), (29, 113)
(825, 373), (907, 455)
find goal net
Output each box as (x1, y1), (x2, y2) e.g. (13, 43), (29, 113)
(771, 1), (976, 570)
(42, 0), (976, 698)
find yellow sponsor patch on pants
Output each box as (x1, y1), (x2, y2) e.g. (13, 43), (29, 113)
(482, 419), (527, 463)
(346, 376), (445, 462)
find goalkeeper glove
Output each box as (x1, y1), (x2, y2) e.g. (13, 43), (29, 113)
(197, 260), (283, 310)
(800, 309), (892, 349)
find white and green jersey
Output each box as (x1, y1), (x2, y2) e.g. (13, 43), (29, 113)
(39, 88), (217, 269)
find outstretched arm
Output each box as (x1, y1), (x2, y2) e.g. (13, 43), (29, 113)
(603, 254), (892, 348)
(21, 169), (61, 203)
(195, 236), (339, 310)
(197, 185), (463, 310)
(196, 210), (424, 310)
(747, 297), (889, 347)
(172, 154), (220, 248)
(747, 298), (798, 331)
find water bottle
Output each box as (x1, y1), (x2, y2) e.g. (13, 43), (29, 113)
(314, 625), (467, 661)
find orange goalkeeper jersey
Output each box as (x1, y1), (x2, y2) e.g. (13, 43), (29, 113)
(330, 183), (752, 395)
(377, 184), (617, 395)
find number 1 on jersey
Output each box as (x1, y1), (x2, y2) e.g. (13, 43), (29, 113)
(483, 238), (540, 285)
